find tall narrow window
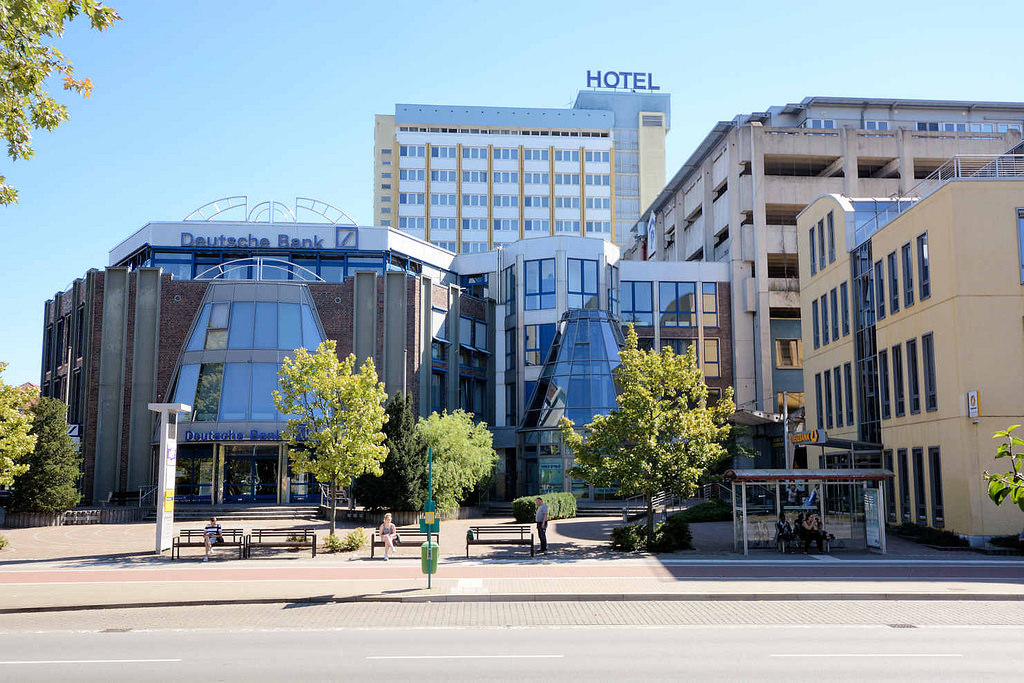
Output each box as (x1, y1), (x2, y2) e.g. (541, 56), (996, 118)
(907, 338), (920, 414)
(702, 283), (719, 327)
(811, 299), (820, 349)
(817, 218), (826, 268)
(844, 362), (854, 425)
(833, 366), (843, 428)
(830, 288), (839, 341)
(775, 339), (803, 368)
(892, 344), (905, 417)
(840, 282), (850, 336)
(879, 349), (891, 419)
(814, 373), (824, 429)
(917, 232), (930, 300)
(898, 448), (911, 522)
(820, 295), (829, 346)
(902, 243), (914, 308)
(524, 258), (556, 310)
(874, 260), (886, 320)
(827, 211), (836, 263)
(887, 251), (900, 313)
(884, 450), (897, 523)
(1018, 209), (1024, 283)
(809, 226), (817, 275)
(913, 447), (927, 525)
(929, 447), (944, 527)
(824, 370), (833, 429)
(922, 333), (937, 412)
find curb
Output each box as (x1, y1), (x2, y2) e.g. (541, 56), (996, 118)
(4, 591), (1024, 615)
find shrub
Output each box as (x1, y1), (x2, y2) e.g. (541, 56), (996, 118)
(893, 523), (969, 548)
(0, 534), (7, 550)
(989, 535), (1024, 549)
(610, 523), (648, 552)
(673, 499), (732, 523)
(324, 527), (367, 553)
(512, 493), (577, 523)
(649, 514), (693, 553)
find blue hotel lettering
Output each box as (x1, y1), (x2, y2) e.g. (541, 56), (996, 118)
(586, 71), (659, 91)
(180, 232), (324, 249)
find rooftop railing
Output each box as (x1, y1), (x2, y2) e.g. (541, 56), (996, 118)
(910, 154), (1024, 201)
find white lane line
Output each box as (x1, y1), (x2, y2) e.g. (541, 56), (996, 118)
(0, 659), (182, 665)
(367, 654), (563, 660)
(771, 654), (963, 658)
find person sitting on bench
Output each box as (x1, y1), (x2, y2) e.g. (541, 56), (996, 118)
(203, 517), (223, 562)
(802, 513), (825, 553)
(775, 513), (793, 549)
(379, 513), (398, 561)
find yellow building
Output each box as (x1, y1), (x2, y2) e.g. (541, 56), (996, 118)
(798, 154), (1024, 542)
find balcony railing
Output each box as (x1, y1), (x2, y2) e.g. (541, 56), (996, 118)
(911, 154), (1024, 201)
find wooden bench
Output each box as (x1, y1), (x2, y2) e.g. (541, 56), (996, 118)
(466, 525), (534, 558)
(369, 527), (435, 558)
(245, 529), (317, 558)
(172, 528), (245, 559)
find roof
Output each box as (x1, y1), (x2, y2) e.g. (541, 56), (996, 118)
(724, 468), (894, 482)
(395, 103), (612, 129)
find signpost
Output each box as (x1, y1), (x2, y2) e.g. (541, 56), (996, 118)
(419, 447), (440, 587)
(148, 403), (191, 554)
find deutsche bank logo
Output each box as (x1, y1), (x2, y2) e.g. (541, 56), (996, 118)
(586, 71), (660, 91)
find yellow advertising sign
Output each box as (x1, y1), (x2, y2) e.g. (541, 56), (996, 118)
(424, 511), (435, 525)
(790, 429), (827, 445)
(163, 489), (175, 513)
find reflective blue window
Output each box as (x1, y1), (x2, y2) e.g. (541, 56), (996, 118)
(524, 259), (556, 310)
(621, 281), (653, 326)
(253, 302), (278, 349)
(250, 363), (279, 420)
(219, 363), (250, 421)
(227, 302), (255, 348)
(525, 324), (556, 365)
(567, 258), (599, 310)
(172, 364), (200, 417)
(193, 363), (224, 422)
(659, 282), (697, 327)
(186, 305), (211, 351)
(320, 258), (344, 283)
(279, 303), (302, 351)
(301, 304), (322, 349)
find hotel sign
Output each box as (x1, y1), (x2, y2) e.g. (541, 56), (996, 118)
(586, 70), (660, 91)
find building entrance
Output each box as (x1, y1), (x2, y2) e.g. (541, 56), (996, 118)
(174, 444), (215, 503)
(223, 445), (279, 503)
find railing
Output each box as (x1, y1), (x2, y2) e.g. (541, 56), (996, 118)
(621, 491), (674, 522)
(138, 485), (158, 508)
(700, 482), (733, 502)
(910, 154), (1024, 203)
(319, 483), (351, 509)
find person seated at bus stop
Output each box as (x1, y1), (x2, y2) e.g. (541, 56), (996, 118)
(203, 517), (223, 562)
(802, 513), (826, 553)
(775, 513), (793, 550)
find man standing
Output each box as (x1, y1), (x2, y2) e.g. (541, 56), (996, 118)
(535, 497), (549, 554)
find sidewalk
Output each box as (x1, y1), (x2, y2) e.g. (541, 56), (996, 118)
(2, 515), (1022, 613)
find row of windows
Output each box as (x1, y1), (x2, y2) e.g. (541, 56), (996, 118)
(554, 173), (580, 185)
(813, 363), (855, 430)
(887, 447), (944, 528)
(525, 219), (548, 232)
(875, 233), (931, 320)
(584, 174), (610, 186)
(878, 332), (938, 419)
(399, 145), (521, 161)
(802, 119), (1020, 134)
(555, 220), (580, 233)
(808, 211), (836, 275)
(811, 282), (850, 348)
(524, 196), (548, 208)
(620, 281), (719, 328)
(585, 221), (611, 233)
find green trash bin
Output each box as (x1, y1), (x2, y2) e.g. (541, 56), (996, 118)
(420, 541), (439, 574)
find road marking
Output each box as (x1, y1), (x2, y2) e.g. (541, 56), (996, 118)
(0, 659), (182, 665)
(771, 654), (963, 658)
(367, 654), (564, 660)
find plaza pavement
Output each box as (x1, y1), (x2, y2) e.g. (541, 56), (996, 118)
(1, 514), (1021, 613)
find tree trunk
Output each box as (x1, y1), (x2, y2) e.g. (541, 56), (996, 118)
(329, 477), (338, 537)
(646, 494), (655, 544)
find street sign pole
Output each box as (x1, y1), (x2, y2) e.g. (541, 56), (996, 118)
(427, 446), (433, 589)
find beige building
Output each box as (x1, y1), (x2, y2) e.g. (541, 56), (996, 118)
(627, 97), (1024, 466)
(798, 152), (1024, 542)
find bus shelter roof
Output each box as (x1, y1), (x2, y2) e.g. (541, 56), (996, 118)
(723, 468), (894, 482)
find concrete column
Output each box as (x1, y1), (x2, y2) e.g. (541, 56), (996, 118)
(897, 129), (913, 196)
(842, 127), (858, 196)
(382, 271), (407, 396)
(126, 268), (162, 490)
(93, 267), (130, 503)
(447, 285), (461, 409)
(419, 276), (434, 417)
(353, 271), (378, 368)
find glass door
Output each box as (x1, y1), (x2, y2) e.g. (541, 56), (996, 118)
(223, 445), (279, 503)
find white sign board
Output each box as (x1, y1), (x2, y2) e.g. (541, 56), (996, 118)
(967, 391), (979, 418)
(149, 403), (191, 554)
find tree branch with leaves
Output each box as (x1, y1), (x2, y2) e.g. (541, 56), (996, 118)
(984, 425), (1024, 513)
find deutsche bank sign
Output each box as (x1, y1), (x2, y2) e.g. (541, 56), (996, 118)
(586, 70), (660, 91)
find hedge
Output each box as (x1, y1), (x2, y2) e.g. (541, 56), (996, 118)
(610, 514), (693, 553)
(893, 523), (969, 548)
(673, 499), (732, 523)
(512, 493), (577, 523)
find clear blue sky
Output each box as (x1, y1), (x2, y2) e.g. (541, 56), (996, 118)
(2, 0), (1021, 384)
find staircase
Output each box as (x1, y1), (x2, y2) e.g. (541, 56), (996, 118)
(143, 505), (321, 522)
(483, 502), (636, 518)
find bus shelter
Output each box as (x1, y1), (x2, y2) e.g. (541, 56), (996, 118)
(723, 469), (893, 555)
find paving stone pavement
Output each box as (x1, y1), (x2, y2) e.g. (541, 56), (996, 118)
(2, 599), (1023, 632)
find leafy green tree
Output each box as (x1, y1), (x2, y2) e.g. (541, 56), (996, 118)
(984, 425), (1024, 513)
(353, 392), (426, 511)
(416, 410), (497, 514)
(9, 397), (81, 512)
(0, 362), (35, 487)
(561, 325), (735, 542)
(1, 0), (121, 205)
(274, 340), (388, 536)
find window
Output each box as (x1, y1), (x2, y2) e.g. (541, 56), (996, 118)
(193, 362), (224, 421)
(818, 218), (826, 269)
(827, 212), (835, 263)
(430, 372), (446, 413)
(809, 226), (817, 275)
(399, 144), (425, 157)
(864, 120), (889, 130)
(462, 194), (487, 207)
(430, 193), (456, 206)
(555, 220), (580, 234)
(525, 324), (556, 365)
(458, 316), (489, 351)
(820, 295), (829, 346)
(660, 282), (697, 327)
(830, 366), (842, 427)
(892, 344), (905, 417)
(883, 450), (897, 523)
(913, 447), (927, 525)
(524, 195), (549, 208)
(879, 349), (891, 419)
(585, 197), (611, 209)
(805, 118), (836, 129)
(902, 243), (914, 308)
(703, 339), (721, 378)
(430, 169), (456, 182)
(524, 172), (548, 185)
(907, 338), (920, 414)
(1018, 209), (1024, 283)
(775, 339), (803, 368)
(922, 333), (937, 412)
(554, 196), (580, 209)
(554, 173), (580, 185)
(830, 288), (839, 341)
(917, 232), (930, 300)
(811, 299), (820, 348)
(929, 447), (944, 527)
(844, 362), (854, 425)
(492, 194), (519, 208)
(430, 217), (457, 231)
(462, 218), (487, 232)
(493, 147), (518, 160)
(840, 282), (850, 336)
(585, 174), (610, 186)
(505, 383), (516, 426)
(874, 260), (885, 320)
(429, 145), (456, 159)
(524, 219), (549, 232)
(702, 283), (719, 327)
(462, 170), (487, 183)
(567, 258), (599, 309)
(380, 148), (392, 156)
(621, 281), (654, 325)
(887, 251), (899, 313)
(399, 192), (424, 205)
(462, 146), (487, 159)
(524, 258), (556, 310)
(824, 369), (833, 429)
(524, 148), (548, 161)
(898, 449), (911, 522)
(585, 220), (611, 234)
(553, 149), (579, 162)
(815, 373), (824, 429)
(493, 171), (518, 184)
(584, 150), (610, 162)
(492, 218), (518, 232)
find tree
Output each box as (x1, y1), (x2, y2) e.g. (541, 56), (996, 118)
(352, 392), (426, 511)
(1, 0), (121, 205)
(273, 340), (388, 536)
(9, 397), (81, 512)
(416, 410), (497, 514)
(561, 325), (735, 542)
(984, 424), (1024, 513)
(0, 362), (35, 487)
